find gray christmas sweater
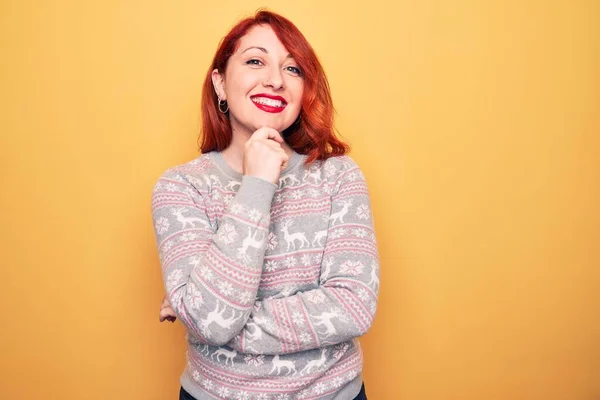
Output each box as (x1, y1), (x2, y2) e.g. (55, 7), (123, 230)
(151, 150), (380, 399)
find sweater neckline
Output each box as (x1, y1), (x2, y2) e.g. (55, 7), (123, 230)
(211, 149), (305, 181)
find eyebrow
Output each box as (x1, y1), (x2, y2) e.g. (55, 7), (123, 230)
(241, 46), (293, 59)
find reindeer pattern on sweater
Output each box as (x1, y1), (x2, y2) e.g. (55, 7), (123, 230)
(152, 150), (380, 399)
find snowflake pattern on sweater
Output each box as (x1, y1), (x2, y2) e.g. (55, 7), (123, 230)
(151, 150), (380, 399)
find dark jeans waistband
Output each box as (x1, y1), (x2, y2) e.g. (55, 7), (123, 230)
(180, 383), (367, 400)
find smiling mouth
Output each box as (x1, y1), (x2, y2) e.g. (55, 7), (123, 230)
(251, 96), (287, 113)
(251, 96), (287, 107)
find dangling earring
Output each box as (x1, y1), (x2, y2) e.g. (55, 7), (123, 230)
(217, 96), (229, 113)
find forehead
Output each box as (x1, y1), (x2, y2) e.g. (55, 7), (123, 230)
(235, 24), (290, 56)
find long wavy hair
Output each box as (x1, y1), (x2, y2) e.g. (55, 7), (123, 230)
(198, 10), (350, 164)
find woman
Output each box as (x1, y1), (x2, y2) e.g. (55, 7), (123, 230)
(152, 10), (379, 400)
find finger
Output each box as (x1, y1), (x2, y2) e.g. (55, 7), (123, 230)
(161, 305), (175, 314)
(263, 140), (286, 154)
(264, 137), (283, 146)
(265, 142), (287, 155)
(270, 147), (289, 164)
(159, 309), (168, 322)
(248, 139), (289, 163)
(159, 306), (176, 322)
(252, 127), (284, 143)
(277, 148), (290, 162)
(277, 151), (289, 168)
(159, 312), (176, 322)
(260, 139), (281, 150)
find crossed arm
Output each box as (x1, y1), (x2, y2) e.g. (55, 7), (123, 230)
(153, 161), (380, 353)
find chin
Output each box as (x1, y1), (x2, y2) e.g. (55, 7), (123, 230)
(254, 120), (290, 133)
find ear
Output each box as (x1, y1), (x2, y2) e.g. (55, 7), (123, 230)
(211, 69), (226, 100)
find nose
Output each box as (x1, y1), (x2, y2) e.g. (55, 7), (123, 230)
(263, 66), (284, 90)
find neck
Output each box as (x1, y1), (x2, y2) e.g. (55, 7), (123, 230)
(222, 125), (294, 174)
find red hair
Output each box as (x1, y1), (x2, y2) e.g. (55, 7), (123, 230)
(198, 10), (350, 164)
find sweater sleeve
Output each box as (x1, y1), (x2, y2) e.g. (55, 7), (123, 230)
(226, 161), (380, 354)
(151, 170), (276, 346)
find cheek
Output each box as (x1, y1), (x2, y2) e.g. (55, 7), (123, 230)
(225, 69), (255, 100)
(290, 81), (304, 104)
(225, 81), (244, 102)
(290, 85), (304, 112)
(233, 74), (261, 94)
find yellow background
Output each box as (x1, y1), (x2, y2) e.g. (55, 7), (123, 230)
(1, 1), (598, 399)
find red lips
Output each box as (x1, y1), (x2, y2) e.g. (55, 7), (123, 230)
(251, 93), (288, 113)
(251, 93), (288, 103)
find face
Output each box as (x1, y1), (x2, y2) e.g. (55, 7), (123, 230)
(212, 24), (304, 137)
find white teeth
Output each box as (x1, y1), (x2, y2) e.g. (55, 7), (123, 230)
(252, 97), (285, 108)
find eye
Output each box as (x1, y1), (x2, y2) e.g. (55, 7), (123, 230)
(285, 66), (302, 76)
(246, 59), (263, 66)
